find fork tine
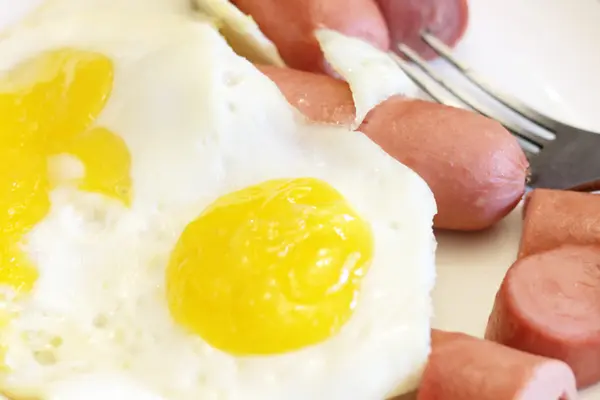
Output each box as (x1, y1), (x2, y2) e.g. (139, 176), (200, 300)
(421, 32), (560, 133)
(396, 43), (547, 148)
(388, 53), (463, 107)
(389, 52), (539, 158)
(518, 143), (537, 159)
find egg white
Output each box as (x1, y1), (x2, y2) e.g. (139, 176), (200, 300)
(0, 0), (192, 40)
(192, 0), (285, 67)
(315, 28), (421, 128)
(0, 3), (437, 400)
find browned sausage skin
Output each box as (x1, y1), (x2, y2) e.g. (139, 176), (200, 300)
(361, 97), (527, 231)
(519, 189), (600, 258)
(257, 65), (528, 231)
(418, 330), (577, 400)
(486, 244), (600, 389)
(256, 65), (356, 125)
(376, 0), (470, 60)
(231, 0), (390, 74)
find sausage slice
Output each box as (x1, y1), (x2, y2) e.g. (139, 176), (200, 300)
(376, 0), (470, 60)
(257, 65), (528, 231)
(519, 189), (600, 258)
(486, 244), (600, 389)
(417, 330), (577, 400)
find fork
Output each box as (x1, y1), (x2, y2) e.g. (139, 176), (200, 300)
(389, 32), (600, 192)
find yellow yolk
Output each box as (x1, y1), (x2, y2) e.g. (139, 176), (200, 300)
(166, 178), (374, 355)
(65, 126), (132, 201)
(0, 49), (132, 293)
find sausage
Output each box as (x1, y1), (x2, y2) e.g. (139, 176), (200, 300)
(257, 65), (528, 231)
(230, 0), (390, 74)
(519, 189), (600, 258)
(417, 330), (577, 400)
(485, 244), (600, 389)
(257, 65), (356, 125)
(376, 0), (470, 60)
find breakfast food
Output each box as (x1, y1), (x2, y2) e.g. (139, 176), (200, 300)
(315, 28), (419, 127)
(228, 0), (390, 74)
(418, 330), (577, 400)
(376, 0), (470, 60)
(0, 1), (437, 399)
(192, 0), (285, 66)
(1, 0), (193, 27)
(486, 245), (600, 389)
(257, 65), (528, 231)
(519, 189), (600, 258)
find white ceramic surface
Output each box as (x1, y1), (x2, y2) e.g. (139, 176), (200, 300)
(431, 0), (600, 398)
(1, 0), (600, 398)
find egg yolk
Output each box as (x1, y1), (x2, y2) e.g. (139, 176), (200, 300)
(0, 48), (132, 293)
(166, 178), (374, 355)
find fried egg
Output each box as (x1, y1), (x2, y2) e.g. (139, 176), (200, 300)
(0, 2), (437, 399)
(192, 0), (285, 67)
(315, 29), (420, 128)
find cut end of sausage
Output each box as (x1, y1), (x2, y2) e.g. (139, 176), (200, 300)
(376, 0), (470, 61)
(519, 189), (600, 258)
(486, 244), (600, 389)
(418, 330), (577, 400)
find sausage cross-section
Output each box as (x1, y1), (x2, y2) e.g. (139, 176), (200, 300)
(486, 244), (600, 389)
(417, 330), (577, 400)
(257, 65), (528, 231)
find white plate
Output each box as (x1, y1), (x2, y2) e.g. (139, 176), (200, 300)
(431, 0), (600, 398)
(1, 0), (600, 398)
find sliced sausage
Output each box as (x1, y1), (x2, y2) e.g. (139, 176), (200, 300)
(417, 330), (577, 400)
(519, 189), (600, 258)
(486, 244), (600, 389)
(376, 0), (470, 60)
(257, 65), (528, 231)
(230, 0), (390, 74)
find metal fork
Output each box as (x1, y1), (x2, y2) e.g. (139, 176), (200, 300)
(390, 32), (600, 192)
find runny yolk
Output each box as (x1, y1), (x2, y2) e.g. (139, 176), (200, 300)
(166, 178), (374, 355)
(0, 48), (132, 293)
